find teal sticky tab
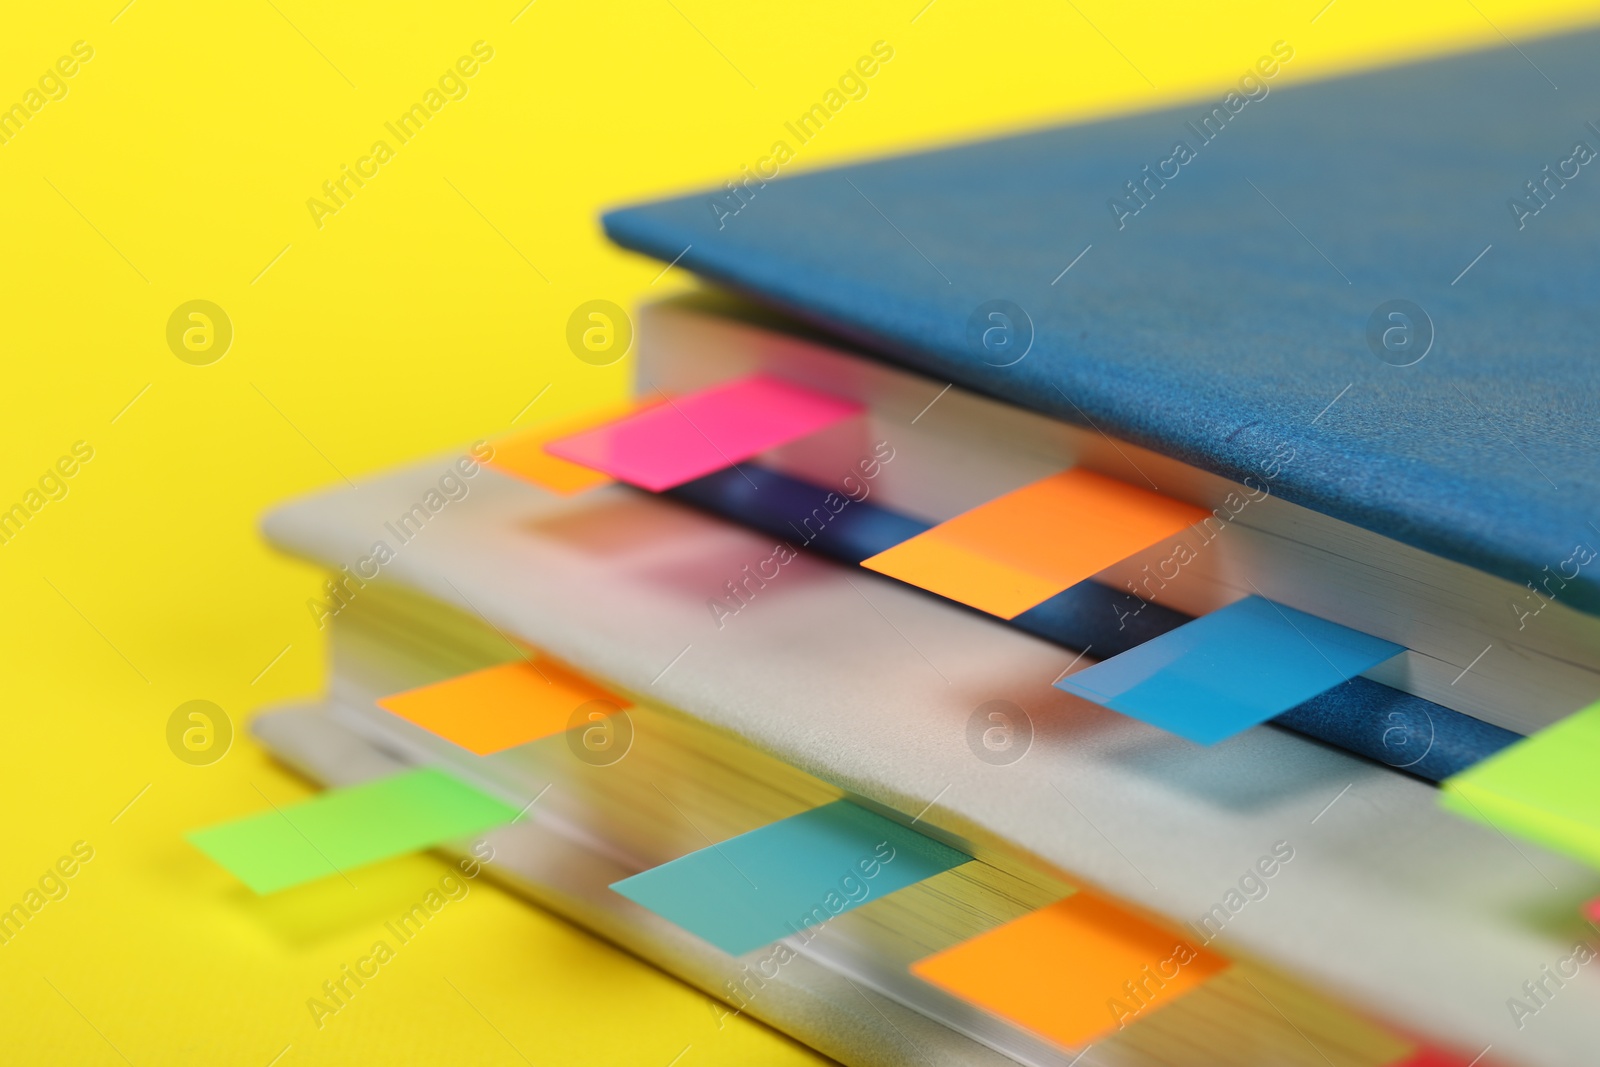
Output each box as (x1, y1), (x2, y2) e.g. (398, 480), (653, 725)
(187, 767), (520, 893)
(610, 799), (970, 955)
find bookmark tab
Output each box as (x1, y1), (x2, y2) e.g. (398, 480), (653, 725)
(377, 659), (627, 756)
(544, 374), (863, 492)
(912, 892), (1227, 1048)
(488, 399), (659, 495)
(1055, 595), (1403, 744)
(1390, 1046), (1503, 1067)
(187, 768), (519, 893)
(1440, 699), (1600, 869)
(610, 799), (968, 955)
(861, 469), (1207, 619)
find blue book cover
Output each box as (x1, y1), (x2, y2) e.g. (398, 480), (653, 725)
(603, 30), (1600, 620)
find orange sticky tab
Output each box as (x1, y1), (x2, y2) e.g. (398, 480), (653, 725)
(488, 400), (660, 495)
(376, 659), (627, 756)
(911, 892), (1227, 1049)
(861, 469), (1207, 619)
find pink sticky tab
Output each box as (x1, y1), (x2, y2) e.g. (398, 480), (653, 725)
(543, 375), (863, 491)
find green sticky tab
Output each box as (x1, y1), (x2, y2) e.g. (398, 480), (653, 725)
(1440, 700), (1600, 869)
(187, 767), (518, 893)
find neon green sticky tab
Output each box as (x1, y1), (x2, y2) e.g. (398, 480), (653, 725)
(187, 767), (518, 893)
(1440, 700), (1600, 869)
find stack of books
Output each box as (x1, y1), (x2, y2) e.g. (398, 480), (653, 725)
(193, 26), (1600, 1067)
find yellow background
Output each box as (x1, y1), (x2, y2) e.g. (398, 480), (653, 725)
(2, 1), (1596, 1062)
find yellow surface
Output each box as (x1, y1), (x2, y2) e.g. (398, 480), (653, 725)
(2, 1), (1598, 1063)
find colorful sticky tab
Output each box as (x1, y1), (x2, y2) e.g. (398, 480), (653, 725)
(610, 799), (969, 955)
(187, 768), (519, 893)
(1055, 595), (1403, 744)
(1389, 1047), (1497, 1067)
(543, 374), (863, 492)
(377, 659), (627, 756)
(1440, 700), (1600, 869)
(488, 399), (661, 495)
(912, 892), (1227, 1048)
(860, 469), (1207, 619)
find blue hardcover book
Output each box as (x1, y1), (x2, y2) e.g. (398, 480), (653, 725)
(601, 30), (1600, 777)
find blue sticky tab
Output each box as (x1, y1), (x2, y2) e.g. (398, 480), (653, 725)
(610, 799), (970, 956)
(1055, 595), (1404, 745)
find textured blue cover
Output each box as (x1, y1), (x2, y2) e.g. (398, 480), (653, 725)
(667, 464), (1519, 780)
(607, 32), (1600, 617)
